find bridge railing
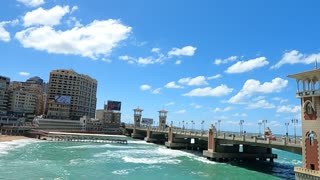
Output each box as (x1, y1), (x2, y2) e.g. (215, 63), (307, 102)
(219, 133), (301, 147)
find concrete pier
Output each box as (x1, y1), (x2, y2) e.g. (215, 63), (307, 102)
(47, 132), (128, 144)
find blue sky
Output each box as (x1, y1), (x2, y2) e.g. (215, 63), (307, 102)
(1, 0), (319, 135)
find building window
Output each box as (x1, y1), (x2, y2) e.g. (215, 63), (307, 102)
(306, 102), (314, 115)
(311, 164), (315, 170)
(309, 133), (315, 146)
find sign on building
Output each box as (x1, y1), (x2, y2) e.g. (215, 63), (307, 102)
(141, 118), (153, 125)
(54, 95), (71, 104)
(105, 100), (121, 111)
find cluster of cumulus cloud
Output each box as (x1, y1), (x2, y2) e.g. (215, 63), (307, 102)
(0, 0), (197, 64)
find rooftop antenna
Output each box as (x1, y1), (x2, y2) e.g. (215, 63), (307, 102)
(315, 59), (318, 69)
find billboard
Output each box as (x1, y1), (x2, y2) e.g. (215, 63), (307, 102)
(141, 118), (153, 125)
(54, 95), (71, 104)
(105, 100), (121, 111)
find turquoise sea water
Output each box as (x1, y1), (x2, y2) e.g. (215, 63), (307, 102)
(0, 138), (302, 180)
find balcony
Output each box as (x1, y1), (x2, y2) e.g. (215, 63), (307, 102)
(296, 90), (320, 98)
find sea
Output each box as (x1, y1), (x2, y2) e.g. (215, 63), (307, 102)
(0, 138), (302, 180)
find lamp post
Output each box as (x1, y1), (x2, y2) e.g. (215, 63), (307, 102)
(201, 120), (205, 132)
(191, 120), (194, 131)
(218, 120), (221, 135)
(292, 118), (298, 143)
(239, 120), (244, 135)
(285, 122), (289, 141)
(258, 121), (262, 136)
(182, 120), (185, 130)
(262, 119), (267, 132)
(186, 122), (188, 130)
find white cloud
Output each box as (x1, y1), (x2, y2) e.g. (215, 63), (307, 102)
(168, 46), (196, 57)
(165, 81), (184, 89)
(16, 19), (131, 59)
(137, 57), (155, 65)
(175, 60), (182, 65)
(23, 6), (70, 27)
(178, 76), (208, 86)
(213, 106), (232, 113)
(228, 78), (288, 104)
(119, 46), (195, 66)
(119, 53), (165, 65)
(175, 109), (186, 114)
(151, 48), (160, 53)
(140, 84), (151, 91)
(190, 103), (202, 109)
(71, 6), (78, 13)
(214, 56), (238, 65)
(119, 55), (135, 64)
(272, 97), (288, 104)
(165, 102), (175, 106)
(247, 99), (275, 109)
(225, 57), (269, 74)
(207, 74), (222, 80)
(277, 105), (300, 113)
(232, 113), (247, 117)
(0, 22), (11, 42)
(17, 0), (44, 7)
(66, 17), (82, 28)
(271, 50), (320, 69)
(101, 58), (111, 63)
(19, 71), (30, 76)
(152, 88), (161, 94)
(183, 85), (233, 97)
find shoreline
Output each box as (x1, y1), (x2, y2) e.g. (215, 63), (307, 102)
(0, 135), (31, 142)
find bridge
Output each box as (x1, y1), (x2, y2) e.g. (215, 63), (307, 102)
(125, 124), (302, 162)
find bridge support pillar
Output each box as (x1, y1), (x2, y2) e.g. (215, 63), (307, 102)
(203, 125), (277, 162)
(144, 127), (159, 143)
(165, 127), (190, 149)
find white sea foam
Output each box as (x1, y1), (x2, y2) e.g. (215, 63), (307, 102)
(0, 138), (39, 156)
(156, 147), (194, 157)
(192, 156), (217, 164)
(64, 143), (136, 149)
(127, 140), (149, 145)
(275, 158), (302, 166)
(112, 169), (133, 175)
(122, 156), (181, 164)
(69, 158), (101, 165)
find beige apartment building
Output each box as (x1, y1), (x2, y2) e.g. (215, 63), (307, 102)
(8, 81), (44, 116)
(0, 76), (10, 115)
(96, 109), (121, 128)
(46, 69), (97, 120)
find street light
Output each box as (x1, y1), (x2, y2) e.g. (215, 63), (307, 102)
(182, 120), (185, 130)
(285, 122), (289, 141)
(171, 121), (173, 127)
(258, 121), (262, 136)
(186, 122), (188, 130)
(201, 120), (205, 132)
(292, 118), (298, 143)
(191, 120), (194, 131)
(262, 119), (267, 132)
(239, 120), (244, 135)
(218, 120), (221, 135)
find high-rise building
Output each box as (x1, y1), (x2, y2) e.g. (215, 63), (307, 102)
(46, 69), (97, 120)
(7, 79), (44, 118)
(0, 76), (10, 115)
(288, 68), (320, 179)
